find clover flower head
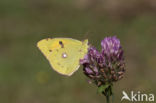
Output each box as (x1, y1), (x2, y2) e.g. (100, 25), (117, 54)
(80, 36), (125, 86)
(80, 36), (125, 103)
(101, 36), (124, 61)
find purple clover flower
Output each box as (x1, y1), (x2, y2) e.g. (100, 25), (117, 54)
(80, 36), (125, 86)
(101, 36), (124, 62)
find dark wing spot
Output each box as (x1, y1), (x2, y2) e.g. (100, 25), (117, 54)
(59, 41), (64, 48)
(79, 49), (82, 52)
(49, 50), (52, 52)
(59, 41), (63, 45)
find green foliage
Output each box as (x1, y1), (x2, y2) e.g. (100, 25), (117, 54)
(97, 84), (110, 94)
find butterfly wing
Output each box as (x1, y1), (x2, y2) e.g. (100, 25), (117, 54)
(37, 38), (88, 76)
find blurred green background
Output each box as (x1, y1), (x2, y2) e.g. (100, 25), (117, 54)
(0, 0), (156, 103)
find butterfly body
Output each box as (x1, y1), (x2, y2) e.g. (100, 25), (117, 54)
(37, 38), (88, 76)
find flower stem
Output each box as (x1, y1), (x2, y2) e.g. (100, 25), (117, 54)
(106, 95), (110, 103)
(102, 84), (112, 103)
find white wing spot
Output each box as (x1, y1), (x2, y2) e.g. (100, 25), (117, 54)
(62, 53), (67, 58)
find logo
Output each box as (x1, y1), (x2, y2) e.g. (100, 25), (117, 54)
(121, 91), (155, 102)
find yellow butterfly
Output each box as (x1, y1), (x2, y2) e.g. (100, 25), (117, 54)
(37, 38), (88, 76)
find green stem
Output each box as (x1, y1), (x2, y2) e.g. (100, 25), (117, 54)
(100, 83), (113, 103)
(106, 95), (110, 103)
